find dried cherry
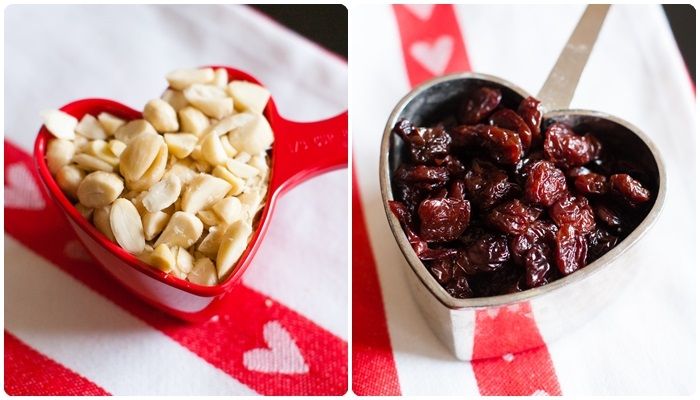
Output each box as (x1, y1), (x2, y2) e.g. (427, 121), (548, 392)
(543, 123), (600, 168)
(460, 87), (502, 124)
(549, 195), (596, 233)
(417, 198), (471, 242)
(524, 160), (568, 206)
(554, 224), (588, 275)
(609, 174), (651, 205)
(486, 199), (542, 235)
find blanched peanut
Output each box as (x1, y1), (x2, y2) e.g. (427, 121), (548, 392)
(142, 174), (181, 213)
(212, 165), (245, 196)
(77, 171), (124, 208)
(150, 244), (176, 273)
(201, 132), (228, 166)
(207, 113), (255, 137)
(143, 99), (179, 133)
(154, 211), (204, 248)
(142, 210), (170, 241)
(220, 135), (238, 158)
(98, 112), (126, 135)
(212, 196), (242, 224)
(110, 198), (146, 254)
(164, 133), (198, 158)
(188, 257), (217, 286)
(166, 68), (215, 90)
(94, 205), (116, 242)
(75, 203), (93, 219)
(180, 174), (231, 213)
(250, 153), (269, 176)
(119, 133), (164, 181)
(213, 68), (228, 88)
(227, 113), (274, 155)
(73, 153), (114, 172)
(175, 247), (194, 274)
(216, 220), (252, 279)
(234, 151), (251, 164)
(161, 89), (190, 111)
(56, 165), (84, 198)
(84, 140), (119, 166)
(183, 84), (233, 119)
(198, 225), (224, 259)
(131, 191), (149, 216)
(239, 186), (266, 223)
(108, 140), (127, 157)
(46, 138), (75, 174)
(178, 106), (210, 136)
(196, 210), (219, 228)
(76, 114), (107, 140)
(226, 159), (258, 179)
(126, 142), (168, 191)
(164, 160), (197, 185)
(42, 110), (77, 139)
(114, 119), (157, 143)
(227, 80), (270, 114)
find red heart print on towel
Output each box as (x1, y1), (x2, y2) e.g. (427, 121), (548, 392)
(409, 35), (455, 76)
(5, 162), (45, 210)
(243, 321), (309, 374)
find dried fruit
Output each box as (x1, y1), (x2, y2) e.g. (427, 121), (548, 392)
(549, 195), (596, 233)
(609, 174), (651, 205)
(460, 87), (501, 124)
(554, 224), (587, 275)
(486, 199), (541, 235)
(524, 160), (567, 206)
(417, 198), (470, 242)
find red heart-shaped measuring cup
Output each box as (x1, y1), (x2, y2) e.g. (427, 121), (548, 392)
(33, 66), (348, 322)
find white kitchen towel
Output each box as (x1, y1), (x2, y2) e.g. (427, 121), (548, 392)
(351, 4), (695, 395)
(4, 4), (348, 395)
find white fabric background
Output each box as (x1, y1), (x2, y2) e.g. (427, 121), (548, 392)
(4, 4), (347, 394)
(351, 4), (695, 395)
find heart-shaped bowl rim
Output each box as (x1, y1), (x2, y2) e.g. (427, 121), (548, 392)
(379, 71), (668, 310)
(34, 66), (283, 298)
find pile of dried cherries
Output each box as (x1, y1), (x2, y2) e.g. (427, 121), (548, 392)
(389, 86), (654, 299)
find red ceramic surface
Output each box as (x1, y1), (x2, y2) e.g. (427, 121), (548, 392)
(33, 66), (348, 322)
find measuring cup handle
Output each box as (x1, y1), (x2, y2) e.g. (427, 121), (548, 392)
(537, 4), (610, 111)
(269, 111), (348, 195)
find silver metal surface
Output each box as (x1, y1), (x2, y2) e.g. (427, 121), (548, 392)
(538, 4), (610, 111)
(378, 6), (667, 359)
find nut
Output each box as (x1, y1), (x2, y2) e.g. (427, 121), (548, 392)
(142, 174), (181, 213)
(114, 119), (157, 143)
(166, 68), (215, 90)
(198, 225), (224, 259)
(73, 153), (114, 172)
(212, 197), (242, 225)
(154, 211), (204, 248)
(188, 257), (217, 286)
(97, 112), (126, 135)
(183, 84), (234, 119)
(212, 165), (245, 196)
(226, 159), (259, 179)
(119, 133), (164, 181)
(84, 140), (119, 166)
(163, 160), (197, 185)
(143, 99), (179, 133)
(161, 89), (190, 111)
(234, 151), (251, 164)
(196, 210), (220, 228)
(213, 68), (228, 88)
(220, 135), (238, 158)
(180, 174), (231, 213)
(178, 106), (210, 137)
(56, 165), (85, 198)
(46, 138), (75, 174)
(164, 133), (198, 159)
(207, 113), (255, 137)
(175, 247), (194, 274)
(150, 243), (176, 273)
(109, 198), (146, 254)
(201, 132), (228, 166)
(142, 210), (170, 241)
(227, 80), (270, 114)
(77, 171), (124, 208)
(108, 140), (127, 157)
(93, 205), (116, 242)
(42, 110), (77, 139)
(75, 203), (93, 220)
(76, 114), (107, 140)
(227, 113), (274, 155)
(125, 142), (168, 191)
(216, 220), (253, 279)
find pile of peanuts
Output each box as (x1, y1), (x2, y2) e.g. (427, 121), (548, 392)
(43, 67), (273, 286)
